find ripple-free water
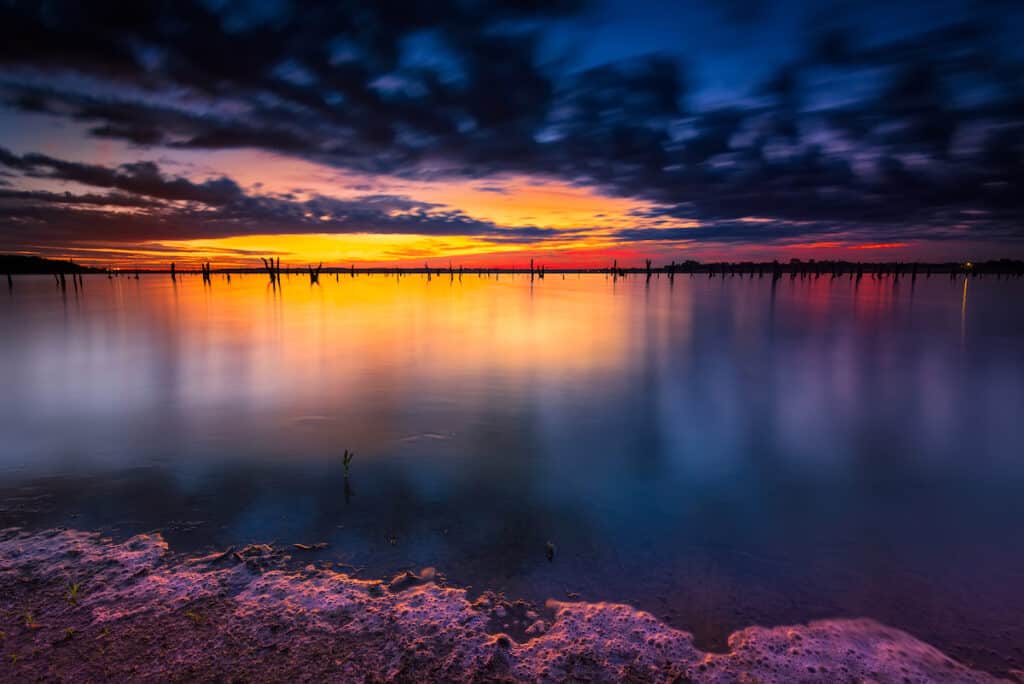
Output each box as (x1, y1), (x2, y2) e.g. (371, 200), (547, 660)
(2, 273), (1022, 673)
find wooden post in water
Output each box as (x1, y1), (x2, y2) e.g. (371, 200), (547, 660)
(170, 262), (176, 281)
(260, 257), (279, 284)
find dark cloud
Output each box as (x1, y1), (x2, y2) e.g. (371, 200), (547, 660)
(0, 0), (1022, 248)
(0, 150), (565, 245)
(0, 148), (245, 205)
(0, 188), (162, 208)
(714, 0), (771, 26)
(71, 159), (234, 204)
(474, 185), (510, 194)
(615, 218), (1024, 246)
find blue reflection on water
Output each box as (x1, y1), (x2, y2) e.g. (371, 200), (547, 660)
(1, 272), (1022, 671)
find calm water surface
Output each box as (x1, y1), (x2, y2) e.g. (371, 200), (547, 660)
(2, 273), (1023, 673)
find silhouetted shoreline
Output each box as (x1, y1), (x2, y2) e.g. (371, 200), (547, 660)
(0, 255), (101, 275)
(4, 254), (1023, 278)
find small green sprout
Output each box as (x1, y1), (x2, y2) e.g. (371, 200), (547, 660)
(342, 449), (354, 474)
(23, 612), (39, 630)
(184, 610), (205, 626)
(66, 582), (81, 606)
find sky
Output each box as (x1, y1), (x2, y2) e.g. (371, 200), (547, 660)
(0, 0), (1022, 268)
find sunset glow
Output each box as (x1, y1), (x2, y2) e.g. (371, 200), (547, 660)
(2, 0), (1021, 268)
(2, 2), (1024, 680)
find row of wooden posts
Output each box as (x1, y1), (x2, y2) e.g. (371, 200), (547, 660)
(6, 259), (1022, 293)
(162, 257), (1024, 284)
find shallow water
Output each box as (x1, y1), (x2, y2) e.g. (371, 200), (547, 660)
(1, 272), (1023, 673)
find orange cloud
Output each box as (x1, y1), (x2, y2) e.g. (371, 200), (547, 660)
(850, 242), (910, 250)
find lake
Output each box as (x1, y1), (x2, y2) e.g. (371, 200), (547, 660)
(1, 271), (1022, 674)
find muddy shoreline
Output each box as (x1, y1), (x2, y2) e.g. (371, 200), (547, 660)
(0, 528), (1018, 682)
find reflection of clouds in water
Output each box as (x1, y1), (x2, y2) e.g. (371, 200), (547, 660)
(398, 431), (454, 443)
(2, 273), (1024, 671)
(1, 273), (1022, 480)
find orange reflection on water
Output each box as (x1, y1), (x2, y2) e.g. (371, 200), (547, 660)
(1, 273), (662, 460)
(0, 270), (1012, 475)
(99, 275), (647, 414)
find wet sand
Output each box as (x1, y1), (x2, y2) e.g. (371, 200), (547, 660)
(0, 528), (1015, 683)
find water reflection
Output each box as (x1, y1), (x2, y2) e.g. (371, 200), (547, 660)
(962, 277), (969, 346)
(1, 273), (1023, 672)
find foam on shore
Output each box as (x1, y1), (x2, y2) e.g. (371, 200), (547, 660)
(0, 528), (1014, 682)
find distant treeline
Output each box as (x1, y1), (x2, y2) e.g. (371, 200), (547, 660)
(0, 255), (101, 274)
(155, 258), (1021, 277)
(649, 258), (1024, 278)
(3, 254), (1024, 278)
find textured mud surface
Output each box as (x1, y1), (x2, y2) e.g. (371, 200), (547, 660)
(0, 528), (1017, 682)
